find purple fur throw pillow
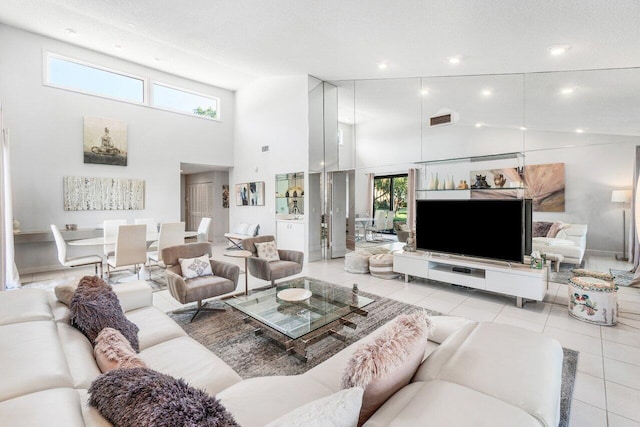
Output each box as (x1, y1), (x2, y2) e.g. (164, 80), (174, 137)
(69, 275), (140, 352)
(89, 367), (240, 427)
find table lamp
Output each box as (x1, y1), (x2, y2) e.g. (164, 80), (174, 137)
(611, 189), (632, 261)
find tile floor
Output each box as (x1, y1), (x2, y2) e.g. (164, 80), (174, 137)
(20, 241), (640, 427)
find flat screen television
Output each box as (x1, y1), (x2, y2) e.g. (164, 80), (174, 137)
(415, 199), (532, 264)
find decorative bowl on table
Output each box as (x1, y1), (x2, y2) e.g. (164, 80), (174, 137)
(276, 288), (312, 302)
(65, 224), (77, 230)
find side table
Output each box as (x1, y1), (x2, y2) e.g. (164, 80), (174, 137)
(224, 250), (252, 295)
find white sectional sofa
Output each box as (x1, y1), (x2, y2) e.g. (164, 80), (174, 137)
(532, 223), (588, 265)
(0, 281), (564, 427)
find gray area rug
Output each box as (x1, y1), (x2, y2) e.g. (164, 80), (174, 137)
(106, 269), (168, 292)
(610, 269), (637, 287)
(169, 276), (577, 426)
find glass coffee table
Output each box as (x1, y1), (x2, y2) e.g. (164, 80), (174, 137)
(225, 277), (374, 362)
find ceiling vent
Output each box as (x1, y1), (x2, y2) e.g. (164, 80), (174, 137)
(429, 108), (460, 127)
(261, 145), (269, 152)
(430, 114), (452, 126)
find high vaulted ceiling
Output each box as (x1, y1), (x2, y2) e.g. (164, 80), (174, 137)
(1, 0), (639, 91)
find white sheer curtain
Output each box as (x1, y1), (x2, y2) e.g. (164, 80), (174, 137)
(1, 104), (20, 290)
(366, 173), (374, 216)
(407, 168), (417, 230)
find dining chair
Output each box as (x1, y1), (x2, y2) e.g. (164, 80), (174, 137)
(196, 217), (212, 243)
(365, 210), (389, 241)
(51, 224), (103, 277)
(147, 222), (186, 270)
(103, 219), (128, 258)
(106, 224), (147, 280)
(135, 217), (158, 250)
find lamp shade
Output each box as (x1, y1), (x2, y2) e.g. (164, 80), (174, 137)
(611, 189), (632, 203)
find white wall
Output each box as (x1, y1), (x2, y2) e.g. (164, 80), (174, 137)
(232, 75), (309, 240)
(0, 25), (235, 272)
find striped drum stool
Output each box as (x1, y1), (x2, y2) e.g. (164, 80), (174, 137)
(369, 253), (399, 279)
(568, 276), (618, 326)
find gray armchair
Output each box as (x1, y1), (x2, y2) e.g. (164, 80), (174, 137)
(162, 242), (240, 322)
(241, 235), (303, 287)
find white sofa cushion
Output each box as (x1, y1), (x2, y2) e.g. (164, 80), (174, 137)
(124, 306), (187, 351)
(57, 322), (102, 389)
(0, 320), (73, 401)
(414, 322), (563, 427)
(0, 289), (53, 326)
(139, 336), (241, 396)
(218, 375), (334, 427)
(363, 380), (542, 427)
(0, 388), (87, 427)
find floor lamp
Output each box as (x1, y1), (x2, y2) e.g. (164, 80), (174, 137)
(612, 189), (632, 261)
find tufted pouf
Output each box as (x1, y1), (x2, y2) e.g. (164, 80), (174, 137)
(345, 251), (371, 274)
(568, 276), (618, 326)
(369, 253), (399, 279)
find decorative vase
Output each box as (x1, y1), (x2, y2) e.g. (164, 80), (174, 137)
(427, 173), (436, 190)
(438, 180), (445, 190)
(446, 176), (455, 190)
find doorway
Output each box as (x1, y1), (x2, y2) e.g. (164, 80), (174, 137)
(372, 174), (408, 231)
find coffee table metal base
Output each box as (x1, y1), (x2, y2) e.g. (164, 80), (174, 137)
(242, 308), (368, 362)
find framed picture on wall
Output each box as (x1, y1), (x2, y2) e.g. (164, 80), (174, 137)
(235, 182), (265, 206)
(222, 184), (229, 208)
(236, 183), (249, 206)
(83, 116), (128, 166)
(249, 181), (265, 206)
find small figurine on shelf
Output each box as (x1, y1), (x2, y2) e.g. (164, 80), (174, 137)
(403, 232), (416, 252)
(471, 175), (491, 189)
(456, 180), (469, 189)
(493, 173), (507, 188)
(285, 190), (290, 197)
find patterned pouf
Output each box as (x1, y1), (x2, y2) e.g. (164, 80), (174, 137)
(369, 253), (399, 279)
(568, 276), (618, 326)
(345, 251), (371, 274)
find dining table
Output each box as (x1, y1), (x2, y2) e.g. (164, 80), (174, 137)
(354, 217), (374, 241)
(68, 230), (198, 281)
(67, 231), (198, 246)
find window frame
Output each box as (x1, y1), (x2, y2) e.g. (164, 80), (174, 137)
(43, 51), (148, 105)
(151, 81), (221, 122)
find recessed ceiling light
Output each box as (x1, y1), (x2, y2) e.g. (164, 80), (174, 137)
(548, 44), (571, 56)
(114, 44), (122, 50)
(560, 87), (575, 95)
(475, 123), (483, 128)
(153, 57), (160, 62)
(127, 22), (136, 28)
(378, 62), (388, 70)
(420, 89), (429, 96)
(448, 56), (461, 64)
(520, 127), (527, 131)
(576, 128), (584, 133)
(65, 28), (78, 37)
(481, 89), (493, 96)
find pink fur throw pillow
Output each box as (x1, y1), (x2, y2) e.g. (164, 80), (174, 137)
(547, 221), (568, 238)
(341, 311), (432, 426)
(94, 328), (147, 373)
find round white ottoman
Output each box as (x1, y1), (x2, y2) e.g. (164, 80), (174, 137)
(345, 251), (370, 274)
(369, 253), (399, 279)
(568, 276), (618, 326)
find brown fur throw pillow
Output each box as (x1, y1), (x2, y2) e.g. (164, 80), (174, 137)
(342, 311), (432, 426)
(94, 328), (147, 373)
(69, 276), (140, 351)
(88, 367), (240, 427)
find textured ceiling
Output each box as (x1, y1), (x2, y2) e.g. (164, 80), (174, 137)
(1, 0), (639, 91)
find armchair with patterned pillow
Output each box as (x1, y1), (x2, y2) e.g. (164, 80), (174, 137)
(241, 235), (304, 287)
(162, 242), (240, 321)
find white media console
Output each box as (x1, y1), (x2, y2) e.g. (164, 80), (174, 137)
(393, 251), (548, 307)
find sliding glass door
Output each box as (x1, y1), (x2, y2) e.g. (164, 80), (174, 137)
(373, 174), (408, 229)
